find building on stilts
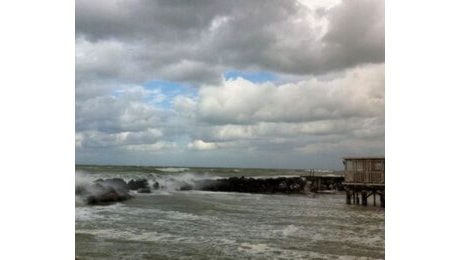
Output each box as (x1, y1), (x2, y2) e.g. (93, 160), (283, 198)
(342, 157), (385, 207)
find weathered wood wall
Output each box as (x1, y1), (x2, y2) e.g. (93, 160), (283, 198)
(343, 158), (385, 184)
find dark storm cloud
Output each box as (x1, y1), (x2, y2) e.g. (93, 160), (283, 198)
(321, 0), (385, 70)
(76, 0), (385, 86)
(76, 0), (220, 41)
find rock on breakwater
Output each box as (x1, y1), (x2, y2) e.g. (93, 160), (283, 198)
(76, 178), (133, 205)
(196, 176), (308, 194)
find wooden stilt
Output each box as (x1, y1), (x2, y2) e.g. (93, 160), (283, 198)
(361, 191), (367, 206)
(352, 187), (356, 204)
(356, 187), (360, 204)
(380, 193), (385, 208)
(373, 191), (376, 206)
(346, 190), (351, 204)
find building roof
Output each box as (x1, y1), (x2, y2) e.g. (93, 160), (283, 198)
(343, 157), (385, 160)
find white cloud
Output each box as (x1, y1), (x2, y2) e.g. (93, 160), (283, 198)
(75, 133), (83, 148)
(187, 140), (218, 150)
(295, 137), (384, 157)
(77, 128), (164, 148)
(203, 118), (382, 142)
(124, 142), (177, 152)
(208, 16), (233, 33)
(173, 96), (197, 119)
(197, 64), (384, 124)
(296, 0), (342, 10)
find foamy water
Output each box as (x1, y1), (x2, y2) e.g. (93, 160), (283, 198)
(75, 166), (384, 259)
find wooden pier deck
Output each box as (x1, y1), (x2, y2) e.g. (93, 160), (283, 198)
(301, 175), (345, 193)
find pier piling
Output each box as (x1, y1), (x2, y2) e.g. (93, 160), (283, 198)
(361, 191), (367, 206)
(373, 192), (376, 206)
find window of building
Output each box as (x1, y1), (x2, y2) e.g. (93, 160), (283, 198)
(373, 161), (383, 171)
(356, 161), (364, 172)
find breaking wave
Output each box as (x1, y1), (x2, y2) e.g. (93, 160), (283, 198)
(155, 167), (190, 173)
(75, 170), (219, 196)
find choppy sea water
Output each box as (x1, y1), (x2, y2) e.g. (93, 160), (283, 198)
(75, 166), (384, 259)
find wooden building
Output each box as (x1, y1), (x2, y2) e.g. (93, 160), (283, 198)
(343, 157), (384, 184)
(342, 157), (385, 207)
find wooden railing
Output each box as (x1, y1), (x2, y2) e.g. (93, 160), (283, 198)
(345, 171), (384, 184)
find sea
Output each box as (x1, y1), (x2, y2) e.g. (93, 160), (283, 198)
(75, 165), (385, 260)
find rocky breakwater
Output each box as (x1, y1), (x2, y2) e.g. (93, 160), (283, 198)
(128, 179), (153, 193)
(76, 177), (161, 205)
(76, 178), (133, 205)
(197, 176), (308, 194)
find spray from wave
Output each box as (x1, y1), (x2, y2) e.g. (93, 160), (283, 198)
(75, 171), (95, 206)
(75, 170), (219, 204)
(155, 167), (190, 173)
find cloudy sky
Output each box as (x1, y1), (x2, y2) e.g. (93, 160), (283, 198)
(75, 0), (384, 169)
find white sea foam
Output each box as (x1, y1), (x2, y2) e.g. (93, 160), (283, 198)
(76, 169), (213, 194)
(75, 196), (86, 206)
(251, 174), (301, 179)
(76, 229), (177, 242)
(281, 224), (299, 237)
(150, 172), (214, 191)
(76, 203), (126, 221)
(155, 167), (190, 172)
(166, 211), (204, 221)
(75, 171), (96, 186)
(150, 191), (174, 196)
(336, 255), (379, 260)
(75, 171), (95, 205)
(76, 227), (222, 245)
(75, 207), (97, 221)
(237, 242), (269, 254)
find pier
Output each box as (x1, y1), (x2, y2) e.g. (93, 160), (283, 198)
(301, 171), (345, 193)
(342, 157), (385, 207)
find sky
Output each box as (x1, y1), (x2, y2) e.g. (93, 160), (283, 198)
(75, 0), (385, 169)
